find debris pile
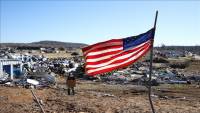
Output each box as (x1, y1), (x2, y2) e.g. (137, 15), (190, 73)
(1, 47), (200, 88)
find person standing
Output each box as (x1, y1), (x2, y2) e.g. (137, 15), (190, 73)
(66, 72), (76, 95)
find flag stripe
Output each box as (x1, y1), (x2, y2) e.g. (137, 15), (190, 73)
(86, 47), (123, 56)
(86, 45), (151, 75)
(83, 40), (123, 55)
(86, 54), (116, 62)
(82, 28), (155, 76)
(85, 41), (150, 68)
(86, 45), (147, 69)
(85, 45), (122, 56)
(83, 40), (122, 55)
(86, 42), (148, 68)
(86, 40), (149, 62)
(82, 39), (121, 51)
(86, 49), (123, 61)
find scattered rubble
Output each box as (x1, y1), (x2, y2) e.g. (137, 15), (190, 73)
(1, 47), (200, 88)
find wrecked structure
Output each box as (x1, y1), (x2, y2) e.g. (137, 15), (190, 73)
(0, 59), (22, 80)
(0, 47), (84, 88)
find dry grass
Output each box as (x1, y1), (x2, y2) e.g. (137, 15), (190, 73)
(29, 51), (72, 58)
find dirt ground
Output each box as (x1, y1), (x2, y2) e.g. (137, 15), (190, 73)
(0, 77), (200, 113)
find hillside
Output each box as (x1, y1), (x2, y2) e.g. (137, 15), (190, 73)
(0, 40), (88, 48)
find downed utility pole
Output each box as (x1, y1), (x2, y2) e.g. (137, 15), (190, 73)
(31, 89), (45, 113)
(148, 11), (158, 113)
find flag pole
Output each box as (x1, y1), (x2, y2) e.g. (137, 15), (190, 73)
(148, 10), (158, 113)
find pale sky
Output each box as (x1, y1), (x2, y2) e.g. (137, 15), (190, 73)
(1, 0), (200, 46)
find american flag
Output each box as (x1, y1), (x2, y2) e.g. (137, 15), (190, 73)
(82, 28), (155, 76)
